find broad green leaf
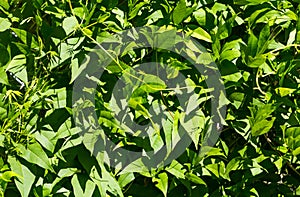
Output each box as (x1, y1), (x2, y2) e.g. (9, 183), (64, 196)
(205, 163), (220, 178)
(193, 9), (206, 26)
(89, 166), (108, 197)
(0, 0), (9, 10)
(71, 174), (95, 197)
(247, 31), (258, 57)
(251, 118), (276, 136)
(247, 55), (266, 68)
(34, 129), (56, 153)
(16, 143), (54, 172)
(185, 172), (206, 185)
(275, 87), (296, 97)
(285, 127), (300, 156)
(105, 60), (130, 74)
(197, 52), (214, 65)
(71, 174), (84, 197)
(220, 49), (241, 62)
(128, 2), (148, 20)
(229, 92), (245, 109)
(62, 16), (78, 35)
(97, 163), (124, 197)
(165, 160), (186, 179)
(70, 56), (89, 83)
(234, 0), (269, 5)
(224, 158), (241, 180)
(172, 0), (186, 25)
(50, 168), (78, 193)
(6, 54), (27, 85)
(257, 24), (270, 55)
(146, 10), (163, 25)
(11, 28), (39, 49)
(7, 156), (35, 197)
(118, 173), (135, 188)
(0, 68), (8, 85)
(190, 27), (212, 43)
(0, 17), (11, 32)
(211, 3), (227, 14)
(217, 16), (235, 40)
(153, 172), (168, 197)
(248, 103), (276, 136)
(1, 171), (18, 182)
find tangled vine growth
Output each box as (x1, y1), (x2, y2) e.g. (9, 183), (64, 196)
(0, 0), (300, 196)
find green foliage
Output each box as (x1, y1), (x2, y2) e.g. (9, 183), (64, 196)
(0, 0), (299, 196)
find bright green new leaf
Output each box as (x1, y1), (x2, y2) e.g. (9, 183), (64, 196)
(0, 17), (11, 32)
(190, 27), (212, 43)
(185, 172), (206, 185)
(153, 172), (168, 197)
(275, 87), (296, 97)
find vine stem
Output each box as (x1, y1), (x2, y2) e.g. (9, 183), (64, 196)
(268, 44), (300, 54)
(255, 68), (266, 95)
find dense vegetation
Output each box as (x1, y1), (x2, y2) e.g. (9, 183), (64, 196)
(0, 0), (300, 196)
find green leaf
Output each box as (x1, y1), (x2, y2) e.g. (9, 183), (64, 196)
(34, 128), (57, 153)
(0, 17), (11, 32)
(247, 31), (258, 57)
(16, 143), (54, 172)
(6, 54), (27, 84)
(247, 55), (266, 68)
(71, 174), (95, 197)
(197, 52), (214, 65)
(285, 127), (300, 156)
(224, 158), (241, 180)
(0, 68), (8, 85)
(7, 156), (35, 197)
(153, 172), (168, 197)
(71, 174), (84, 197)
(11, 28), (39, 49)
(275, 87), (296, 97)
(62, 16), (78, 35)
(229, 92), (245, 109)
(128, 1), (148, 20)
(234, 0), (269, 5)
(0, 0), (9, 10)
(172, 0), (186, 25)
(1, 171), (18, 182)
(190, 27), (212, 43)
(118, 173), (135, 188)
(257, 24), (270, 54)
(248, 103), (276, 136)
(165, 160), (186, 179)
(185, 172), (206, 185)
